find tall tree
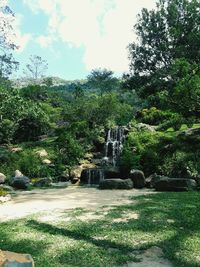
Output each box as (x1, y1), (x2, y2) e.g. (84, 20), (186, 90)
(87, 68), (119, 95)
(0, 1), (19, 82)
(127, 0), (200, 112)
(23, 55), (48, 80)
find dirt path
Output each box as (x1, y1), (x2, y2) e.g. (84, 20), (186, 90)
(0, 186), (154, 221)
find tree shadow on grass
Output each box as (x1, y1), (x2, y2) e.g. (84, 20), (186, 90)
(0, 221), (49, 264)
(1, 192), (199, 267)
(26, 219), (135, 252)
(124, 192), (200, 267)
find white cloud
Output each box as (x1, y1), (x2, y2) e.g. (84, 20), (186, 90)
(11, 15), (32, 53)
(24, 0), (156, 73)
(36, 35), (53, 48)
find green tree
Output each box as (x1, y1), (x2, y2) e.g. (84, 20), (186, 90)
(23, 55), (48, 81)
(127, 0), (200, 112)
(0, 2), (19, 84)
(87, 68), (119, 95)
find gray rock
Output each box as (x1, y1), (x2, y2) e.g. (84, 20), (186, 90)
(0, 173), (6, 184)
(178, 127), (200, 137)
(99, 179), (133, 190)
(154, 178), (197, 192)
(129, 170), (145, 189)
(146, 174), (168, 188)
(11, 176), (30, 190)
(104, 167), (121, 179)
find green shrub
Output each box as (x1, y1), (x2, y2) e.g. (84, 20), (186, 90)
(121, 129), (162, 175)
(137, 107), (176, 125)
(0, 119), (16, 144)
(159, 151), (200, 178)
(158, 113), (186, 131)
(0, 188), (7, 197)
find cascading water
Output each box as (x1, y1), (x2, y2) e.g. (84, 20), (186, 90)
(81, 168), (104, 185)
(80, 126), (126, 185)
(87, 169), (104, 185)
(105, 127), (125, 167)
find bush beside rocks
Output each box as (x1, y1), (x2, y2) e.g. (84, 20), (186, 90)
(99, 178), (133, 190)
(33, 177), (52, 187)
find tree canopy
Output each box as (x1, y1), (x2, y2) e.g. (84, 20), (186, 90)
(127, 0), (200, 117)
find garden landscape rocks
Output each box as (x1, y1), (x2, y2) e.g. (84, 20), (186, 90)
(14, 170), (23, 177)
(99, 178), (133, 189)
(154, 177), (197, 192)
(145, 174), (168, 188)
(129, 170), (145, 189)
(0, 250), (35, 267)
(10, 147), (23, 153)
(42, 159), (51, 165)
(36, 149), (48, 157)
(0, 173), (6, 184)
(134, 123), (157, 132)
(11, 176), (30, 190)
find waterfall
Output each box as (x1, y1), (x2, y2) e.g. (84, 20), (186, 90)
(80, 126), (127, 185)
(105, 127), (125, 166)
(85, 169), (104, 185)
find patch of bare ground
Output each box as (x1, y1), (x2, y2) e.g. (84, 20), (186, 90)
(0, 187), (155, 221)
(121, 246), (174, 267)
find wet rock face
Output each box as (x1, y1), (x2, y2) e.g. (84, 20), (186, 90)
(99, 178), (133, 190)
(104, 167), (121, 179)
(0, 250), (35, 267)
(80, 169), (105, 185)
(154, 178), (197, 192)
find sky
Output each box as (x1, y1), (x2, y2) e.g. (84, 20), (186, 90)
(7, 0), (156, 80)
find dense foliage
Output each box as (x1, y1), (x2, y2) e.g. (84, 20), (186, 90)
(0, 0), (199, 183)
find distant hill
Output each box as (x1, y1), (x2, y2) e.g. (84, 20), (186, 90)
(11, 76), (87, 89)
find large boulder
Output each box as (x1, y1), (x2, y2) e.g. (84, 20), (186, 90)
(0, 250), (35, 267)
(11, 176), (30, 190)
(129, 170), (145, 189)
(154, 177), (197, 192)
(99, 179), (133, 190)
(146, 174), (168, 188)
(0, 173), (6, 184)
(104, 167), (121, 179)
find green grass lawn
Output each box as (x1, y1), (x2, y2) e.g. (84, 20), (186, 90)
(0, 192), (200, 267)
